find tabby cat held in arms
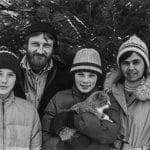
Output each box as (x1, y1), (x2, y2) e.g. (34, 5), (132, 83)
(70, 91), (113, 122)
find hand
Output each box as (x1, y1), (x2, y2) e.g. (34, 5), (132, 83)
(59, 127), (76, 141)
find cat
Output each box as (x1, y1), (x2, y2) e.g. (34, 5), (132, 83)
(53, 91), (113, 141)
(70, 91), (113, 122)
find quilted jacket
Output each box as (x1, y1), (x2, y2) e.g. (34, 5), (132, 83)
(42, 87), (121, 150)
(0, 92), (42, 150)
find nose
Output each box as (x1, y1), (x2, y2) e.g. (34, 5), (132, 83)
(1, 75), (7, 84)
(82, 75), (89, 83)
(36, 45), (44, 54)
(128, 63), (134, 70)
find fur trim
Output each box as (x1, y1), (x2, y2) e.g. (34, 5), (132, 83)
(104, 68), (150, 101)
(104, 68), (121, 92)
(135, 76), (150, 101)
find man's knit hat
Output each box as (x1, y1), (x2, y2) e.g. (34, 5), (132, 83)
(26, 21), (58, 48)
(70, 48), (102, 74)
(0, 50), (21, 80)
(117, 35), (149, 67)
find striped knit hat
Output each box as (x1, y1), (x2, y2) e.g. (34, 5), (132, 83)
(117, 35), (149, 67)
(70, 48), (102, 74)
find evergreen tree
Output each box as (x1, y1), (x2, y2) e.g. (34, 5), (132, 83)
(0, 0), (150, 74)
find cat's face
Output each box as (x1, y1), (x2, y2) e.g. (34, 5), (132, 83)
(87, 91), (111, 109)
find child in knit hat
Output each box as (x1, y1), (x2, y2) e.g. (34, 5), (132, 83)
(0, 50), (41, 149)
(104, 35), (150, 149)
(42, 48), (120, 150)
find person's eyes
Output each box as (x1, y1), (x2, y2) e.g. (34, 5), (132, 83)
(89, 74), (96, 77)
(122, 61), (129, 66)
(77, 73), (84, 76)
(133, 60), (140, 65)
(76, 73), (84, 77)
(8, 73), (15, 77)
(43, 43), (52, 48)
(31, 42), (39, 47)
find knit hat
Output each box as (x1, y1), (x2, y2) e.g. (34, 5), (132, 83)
(117, 35), (149, 67)
(26, 21), (58, 48)
(70, 48), (102, 74)
(0, 50), (21, 80)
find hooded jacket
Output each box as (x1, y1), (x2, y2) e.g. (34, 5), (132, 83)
(104, 69), (150, 149)
(42, 86), (121, 150)
(0, 92), (41, 150)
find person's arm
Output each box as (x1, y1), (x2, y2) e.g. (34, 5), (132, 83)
(42, 95), (61, 150)
(31, 108), (42, 150)
(74, 93), (121, 144)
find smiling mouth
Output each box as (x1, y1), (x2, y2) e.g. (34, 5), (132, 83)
(80, 85), (91, 89)
(0, 86), (8, 89)
(127, 73), (137, 76)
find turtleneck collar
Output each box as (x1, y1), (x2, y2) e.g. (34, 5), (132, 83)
(0, 91), (15, 104)
(124, 78), (145, 93)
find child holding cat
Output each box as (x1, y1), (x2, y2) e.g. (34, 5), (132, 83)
(42, 48), (121, 150)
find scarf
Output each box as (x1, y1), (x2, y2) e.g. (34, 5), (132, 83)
(124, 78), (144, 93)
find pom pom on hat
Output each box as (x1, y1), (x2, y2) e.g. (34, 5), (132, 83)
(70, 48), (102, 74)
(117, 35), (149, 67)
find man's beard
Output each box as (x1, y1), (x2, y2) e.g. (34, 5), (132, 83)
(27, 52), (51, 73)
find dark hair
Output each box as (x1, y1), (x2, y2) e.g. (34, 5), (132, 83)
(119, 51), (147, 77)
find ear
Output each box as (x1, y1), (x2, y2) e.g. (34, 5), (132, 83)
(23, 43), (28, 50)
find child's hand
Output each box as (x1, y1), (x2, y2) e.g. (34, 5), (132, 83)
(59, 127), (76, 141)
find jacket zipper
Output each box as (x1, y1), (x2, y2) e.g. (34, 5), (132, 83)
(2, 101), (4, 150)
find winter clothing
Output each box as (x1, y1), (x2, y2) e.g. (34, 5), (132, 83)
(17, 56), (72, 119)
(70, 48), (102, 74)
(124, 78), (144, 92)
(42, 87), (121, 150)
(0, 50), (21, 82)
(0, 50), (25, 98)
(117, 35), (149, 67)
(104, 70), (150, 149)
(20, 56), (53, 108)
(0, 92), (41, 150)
(26, 21), (57, 48)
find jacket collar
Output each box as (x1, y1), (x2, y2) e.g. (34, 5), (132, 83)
(72, 85), (87, 103)
(0, 92), (15, 107)
(72, 84), (99, 103)
(20, 55), (53, 73)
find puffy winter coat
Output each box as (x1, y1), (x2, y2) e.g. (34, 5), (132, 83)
(0, 92), (42, 150)
(104, 70), (150, 149)
(42, 88), (121, 150)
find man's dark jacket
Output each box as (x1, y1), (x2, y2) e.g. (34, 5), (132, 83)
(14, 58), (73, 119)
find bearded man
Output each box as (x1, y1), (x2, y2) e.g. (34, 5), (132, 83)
(18, 21), (72, 119)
